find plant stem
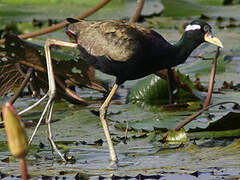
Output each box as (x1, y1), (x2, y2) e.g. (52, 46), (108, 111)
(20, 158), (28, 180)
(203, 47), (220, 108)
(162, 101), (239, 140)
(124, 122), (128, 144)
(130, 0), (145, 23)
(9, 68), (33, 105)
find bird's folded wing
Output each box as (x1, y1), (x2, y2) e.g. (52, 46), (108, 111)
(74, 20), (153, 62)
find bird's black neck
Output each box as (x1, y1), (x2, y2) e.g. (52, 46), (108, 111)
(173, 32), (202, 65)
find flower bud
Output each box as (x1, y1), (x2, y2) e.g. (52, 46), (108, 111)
(2, 102), (28, 158)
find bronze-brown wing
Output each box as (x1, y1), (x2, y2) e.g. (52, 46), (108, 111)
(67, 20), (153, 62)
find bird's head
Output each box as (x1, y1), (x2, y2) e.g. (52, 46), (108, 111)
(65, 18), (81, 43)
(184, 20), (223, 48)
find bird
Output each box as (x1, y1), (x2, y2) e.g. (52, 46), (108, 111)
(21, 18), (223, 162)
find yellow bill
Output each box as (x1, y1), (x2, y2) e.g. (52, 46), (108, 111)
(204, 34), (223, 48)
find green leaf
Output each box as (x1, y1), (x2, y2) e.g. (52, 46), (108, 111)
(127, 72), (199, 106)
(187, 111), (240, 132)
(180, 55), (227, 76)
(127, 74), (169, 105)
(166, 129), (188, 143)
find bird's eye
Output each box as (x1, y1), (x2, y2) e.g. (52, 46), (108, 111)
(203, 25), (209, 32)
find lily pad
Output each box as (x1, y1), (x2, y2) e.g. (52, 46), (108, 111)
(127, 73), (199, 106)
(186, 110), (240, 132)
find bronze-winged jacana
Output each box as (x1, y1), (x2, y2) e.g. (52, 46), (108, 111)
(20, 19), (223, 162)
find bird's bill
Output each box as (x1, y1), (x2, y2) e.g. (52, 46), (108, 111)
(204, 34), (223, 48)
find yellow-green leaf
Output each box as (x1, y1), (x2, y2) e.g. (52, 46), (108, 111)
(166, 129), (188, 143)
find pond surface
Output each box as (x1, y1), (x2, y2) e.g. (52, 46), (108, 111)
(0, 0), (240, 179)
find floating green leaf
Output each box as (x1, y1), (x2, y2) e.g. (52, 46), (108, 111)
(166, 129), (188, 143)
(127, 72), (200, 106)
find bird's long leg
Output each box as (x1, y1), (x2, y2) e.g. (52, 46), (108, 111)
(19, 39), (78, 116)
(167, 68), (174, 104)
(155, 69), (175, 104)
(19, 94), (48, 115)
(73, 43), (119, 162)
(28, 95), (52, 144)
(46, 100), (66, 162)
(99, 83), (119, 162)
(19, 39), (78, 161)
(43, 39), (78, 160)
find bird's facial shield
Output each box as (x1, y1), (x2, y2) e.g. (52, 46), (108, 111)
(204, 33), (223, 48)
